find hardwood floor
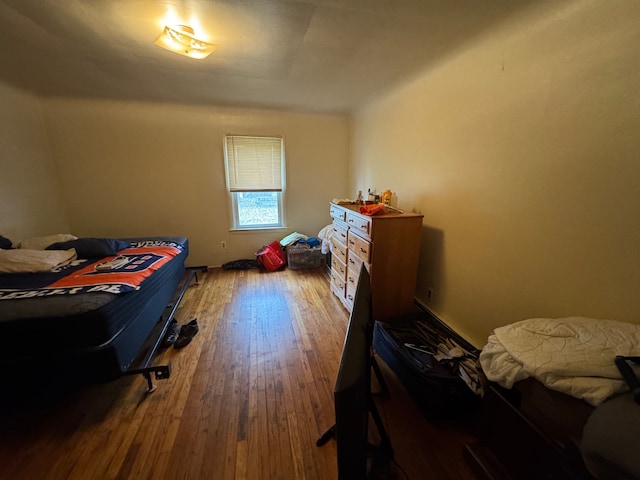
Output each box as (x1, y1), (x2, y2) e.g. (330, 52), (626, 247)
(0, 267), (480, 480)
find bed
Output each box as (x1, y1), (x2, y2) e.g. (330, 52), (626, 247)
(0, 235), (194, 392)
(470, 317), (640, 479)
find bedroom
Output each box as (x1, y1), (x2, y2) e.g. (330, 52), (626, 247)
(1, 0), (639, 479)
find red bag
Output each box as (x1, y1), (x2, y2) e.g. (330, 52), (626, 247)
(256, 241), (286, 271)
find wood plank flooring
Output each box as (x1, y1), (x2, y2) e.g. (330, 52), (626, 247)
(0, 267), (480, 480)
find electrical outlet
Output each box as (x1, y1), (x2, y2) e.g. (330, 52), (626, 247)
(220, 241), (227, 249)
(426, 287), (434, 300)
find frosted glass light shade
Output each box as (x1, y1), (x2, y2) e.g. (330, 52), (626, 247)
(154, 25), (216, 59)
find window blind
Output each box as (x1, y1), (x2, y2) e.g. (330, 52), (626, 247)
(225, 135), (283, 192)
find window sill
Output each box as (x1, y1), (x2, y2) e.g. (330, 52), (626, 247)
(229, 226), (288, 233)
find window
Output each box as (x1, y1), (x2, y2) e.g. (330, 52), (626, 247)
(224, 135), (286, 230)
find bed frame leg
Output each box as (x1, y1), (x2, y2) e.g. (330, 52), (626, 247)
(127, 363), (171, 393)
(187, 265), (208, 285)
(143, 372), (157, 393)
(125, 268), (197, 392)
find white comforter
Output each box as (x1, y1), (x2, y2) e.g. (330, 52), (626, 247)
(479, 317), (640, 406)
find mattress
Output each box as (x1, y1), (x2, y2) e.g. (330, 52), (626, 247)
(0, 236), (188, 363)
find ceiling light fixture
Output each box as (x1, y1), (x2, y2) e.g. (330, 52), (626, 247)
(154, 25), (216, 59)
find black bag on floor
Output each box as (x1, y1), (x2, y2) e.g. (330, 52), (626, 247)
(373, 316), (480, 423)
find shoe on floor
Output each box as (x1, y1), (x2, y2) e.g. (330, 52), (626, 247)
(174, 319), (199, 349)
(161, 319), (179, 348)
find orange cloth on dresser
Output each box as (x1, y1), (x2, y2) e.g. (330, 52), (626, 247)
(359, 204), (386, 216)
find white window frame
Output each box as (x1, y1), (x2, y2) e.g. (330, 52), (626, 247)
(223, 135), (286, 231)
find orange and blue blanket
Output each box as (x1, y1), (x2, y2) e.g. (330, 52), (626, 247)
(0, 240), (183, 300)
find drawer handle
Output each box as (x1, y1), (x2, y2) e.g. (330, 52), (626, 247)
(360, 247), (367, 253)
(348, 276), (354, 282)
(347, 294), (354, 300)
(340, 250), (346, 256)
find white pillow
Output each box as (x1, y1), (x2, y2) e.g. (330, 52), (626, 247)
(0, 248), (77, 273)
(17, 234), (78, 250)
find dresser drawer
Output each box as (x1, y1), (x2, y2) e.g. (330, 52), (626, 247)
(330, 237), (348, 264)
(344, 285), (356, 311)
(346, 212), (371, 238)
(346, 266), (360, 291)
(331, 255), (347, 279)
(331, 284), (346, 303)
(332, 220), (349, 245)
(330, 204), (346, 222)
(347, 249), (370, 273)
(347, 231), (371, 263)
(331, 271), (346, 297)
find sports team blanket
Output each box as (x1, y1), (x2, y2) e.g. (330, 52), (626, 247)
(0, 240), (183, 300)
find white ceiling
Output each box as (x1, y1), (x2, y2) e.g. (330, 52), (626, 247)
(0, 0), (538, 113)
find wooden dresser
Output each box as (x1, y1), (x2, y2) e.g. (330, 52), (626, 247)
(328, 203), (423, 322)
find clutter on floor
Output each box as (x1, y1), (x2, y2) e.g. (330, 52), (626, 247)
(256, 241), (286, 271)
(174, 319), (199, 349)
(222, 259), (259, 270)
(161, 318), (199, 350)
(253, 231), (326, 272)
(373, 311), (482, 423)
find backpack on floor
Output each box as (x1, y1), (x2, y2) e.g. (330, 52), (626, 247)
(256, 241), (286, 272)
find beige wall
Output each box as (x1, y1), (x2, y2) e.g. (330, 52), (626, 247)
(0, 82), (69, 244)
(351, 0), (640, 347)
(40, 98), (349, 267)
